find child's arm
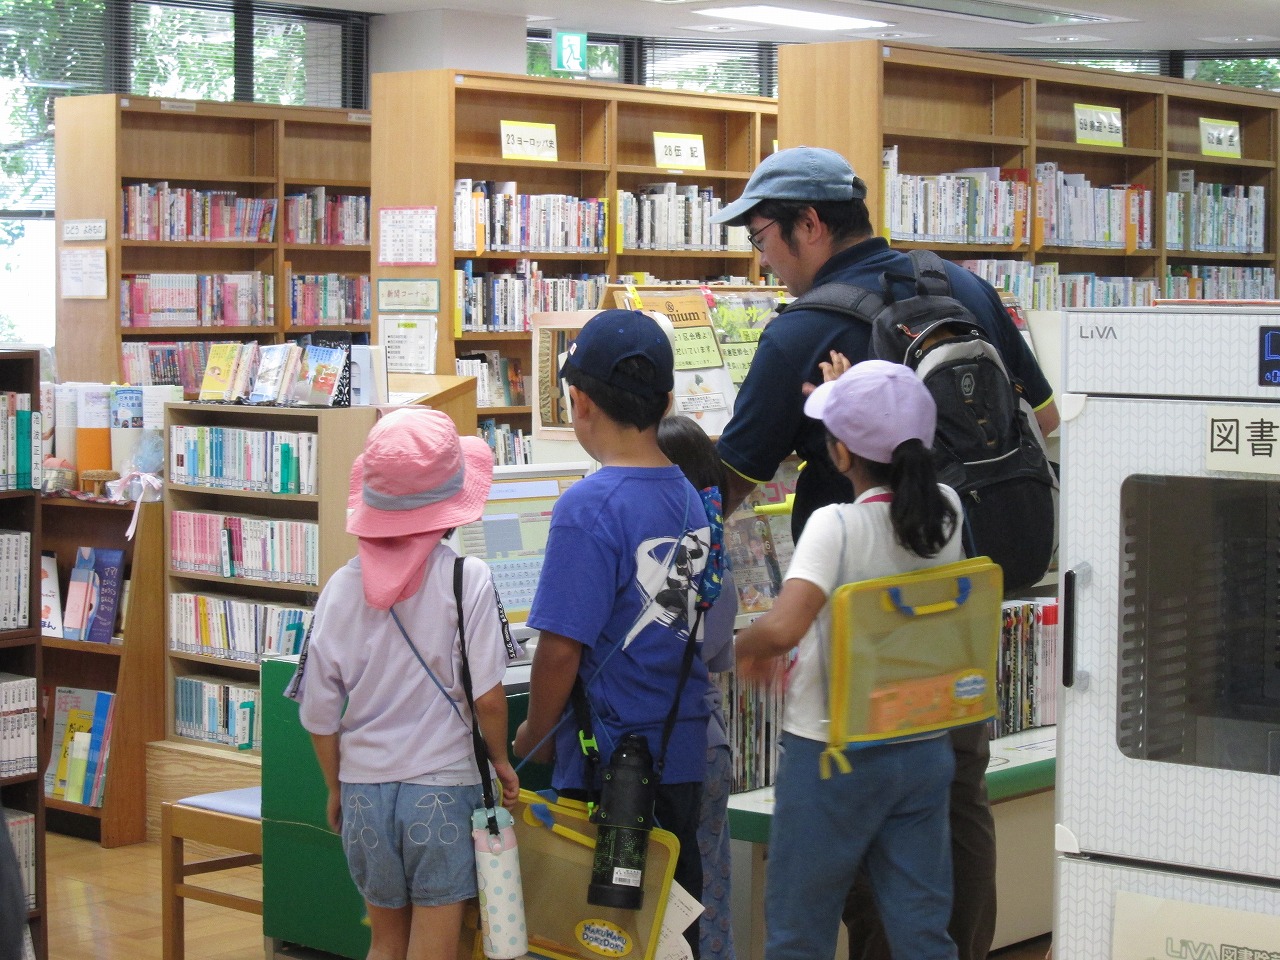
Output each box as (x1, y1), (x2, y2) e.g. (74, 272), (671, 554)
(734, 578), (826, 683)
(309, 732), (342, 833)
(512, 630), (582, 764)
(473, 683), (520, 810)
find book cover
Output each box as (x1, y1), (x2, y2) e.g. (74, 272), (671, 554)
(302, 345), (347, 406)
(61, 546), (98, 641)
(39, 552), (62, 638)
(49, 706), (93, 799)
(228, 341), (259, 402)
(248, 343), (295, 404)
(86, 548), (125, 644)
(63, 730), (91, 805)
(81, 690), (116, 806)
(198, 343), (243, 402)
(89, 695), (118, 806)
(309, 332), (353, 407)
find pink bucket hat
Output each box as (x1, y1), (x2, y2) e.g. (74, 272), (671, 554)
(803, 360), (936, 463)
(347, 408), (493, 539)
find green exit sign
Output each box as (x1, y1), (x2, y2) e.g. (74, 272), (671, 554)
(552, 30), (588, 73)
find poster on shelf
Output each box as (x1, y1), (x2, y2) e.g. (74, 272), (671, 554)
(380, 315), (438, 374)
(377, 206), (437, 266)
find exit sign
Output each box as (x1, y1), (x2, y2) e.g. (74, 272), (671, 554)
(552, 30), (588, 73)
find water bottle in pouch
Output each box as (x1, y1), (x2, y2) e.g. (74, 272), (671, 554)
(588, 733), (657, 910)
(471, 806), (528, 959)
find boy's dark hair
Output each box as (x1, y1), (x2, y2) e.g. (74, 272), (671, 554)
(752, 192), (872, 248)
(657, 415), (725, 492)
(832, 429), (957, 558)
(564, 355), (669, 430)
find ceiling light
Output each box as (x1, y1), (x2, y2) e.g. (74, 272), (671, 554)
(1200, 34), (1280, 44)
(526, 14), (556, 22)
(851, 0), (1110, 26)
(693, 5), (891, 30)
(1025, 33), (1107, 43)
(681, 22), (767, 32)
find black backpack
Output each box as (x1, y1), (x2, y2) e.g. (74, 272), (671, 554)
(786, 250), (1057, 593)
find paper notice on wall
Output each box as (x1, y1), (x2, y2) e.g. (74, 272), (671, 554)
(380, 314), (438, 374)
(1112, 889), (1280, 958)
(59, 247), (108, 298)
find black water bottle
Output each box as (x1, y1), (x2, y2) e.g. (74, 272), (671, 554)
(588, 734), (657, 909)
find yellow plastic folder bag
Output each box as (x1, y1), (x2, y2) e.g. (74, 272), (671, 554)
(823, 557), (1003, 777)
(508, 789), (679, 960)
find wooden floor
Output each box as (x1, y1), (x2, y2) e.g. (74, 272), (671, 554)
(45, 831), (1052, 960)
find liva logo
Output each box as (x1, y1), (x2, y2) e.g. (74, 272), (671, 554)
(1164, 939), (1218, 959)
(1078, 324), (1118, 340)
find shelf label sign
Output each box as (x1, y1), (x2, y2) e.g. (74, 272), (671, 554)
(653, 132), (707, 171)
(501, 120), (558, 162)
(1073, 103), (1123, 147)
(62, 219), (107, 242)
(552, 30), (588, 74)
(723, 341), (758, 385)
(1199, 117), (1242, 158)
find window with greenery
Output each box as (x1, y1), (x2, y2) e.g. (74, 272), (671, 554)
(0, 0), (369, 346)
(526, 35), (622, 81)
(642, 39), (775, 96)
(992, 50), (1166, 74)
(1186, 55), (1280, 92)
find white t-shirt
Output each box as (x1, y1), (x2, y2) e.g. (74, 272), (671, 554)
(781, 484), (965, 743)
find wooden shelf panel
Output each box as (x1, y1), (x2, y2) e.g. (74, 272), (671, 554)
(45, 797), (104, 817)
(120, 172), (278, 186)
(896, 240), (1032, 255)
(120, 239), (276, 250)
(282, 243), (371, 253)
(616, 165), (751, 181)
(120, 326), (282, 338)
(1036, 246), (1160, 258)
(617, 249), (756, 259)
(41, 638), (123, 657)
(453, 250), (609, 261)
(166, 569), (321, 592)
(884, 127), (1029, 147)
(169, 649), (262, 671)
(167, 482), (319, 503)
(0, 632), (38, 649)
(282, 177), (370, 191)
(455, 156), (610, 173)
(458, 331), (531, 341)
(1165, 151), (1276, 170)
(477, 405), (532, 416)
(1034, 140), (1162, 159)
(1165, 250), (1275, 261)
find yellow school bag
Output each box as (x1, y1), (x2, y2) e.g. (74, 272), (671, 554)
(822, 556), (1003, 777)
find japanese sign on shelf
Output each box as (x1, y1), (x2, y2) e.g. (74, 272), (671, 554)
(653, 132), (707, 171)
(1073, 103), (1124, 147)
(378, 207), (437, 266)
(501, 120), (559, 162)
(1199, 117), (1242, 158)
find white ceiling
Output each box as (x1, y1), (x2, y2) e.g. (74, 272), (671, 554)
(342, 0), (1280, 52)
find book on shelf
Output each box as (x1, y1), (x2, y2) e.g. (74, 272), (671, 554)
(198, 343), (245, 402)
(39, 551), (62, 637)
(3, 807), (35, 910)
(47, 703), (93, 799)
(247, 343), (299, 405)
(296, 344), (348, 407)
(85, 547), (125, 644)
(0, 672), (38, 779)
(307, 331), (353, 406)
(350, 344), (387, 406)
(44, 686), (116, 804)
(63, 730), (91, 803)
(1, 390), (43, 491)
(61, 546), (98, 641)
(0, 529), (32, 631)
(82, 688), (116, 806)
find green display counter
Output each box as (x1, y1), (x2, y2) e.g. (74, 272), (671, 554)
(260, 656), (550, 960)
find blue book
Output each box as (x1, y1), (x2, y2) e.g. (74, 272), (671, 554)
(81, 690), (115, 806)
(62, 547), (98, 642)
(86, 548), (125, 644)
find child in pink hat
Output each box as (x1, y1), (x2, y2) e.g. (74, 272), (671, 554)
(297, 407), (520, 960)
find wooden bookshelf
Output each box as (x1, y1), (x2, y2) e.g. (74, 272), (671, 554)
(779, 40), (1280, 304)
(371, 70), (778, 441)
(0, 349), (45, 960)
(146, 402), (374, 834)
(39, 498), (164, 847)
(54, 94), (372, 393)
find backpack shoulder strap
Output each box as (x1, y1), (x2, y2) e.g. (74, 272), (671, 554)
(906, 249), (953, 298)
(782, 281), (886, 326)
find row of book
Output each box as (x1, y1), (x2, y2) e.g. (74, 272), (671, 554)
(992, 599), (1059, 739)
(198, 341), (347, 407)
(45, 686), (116, 808)
(616, 183), (752, 252)
(174, 675), (261, 749)
(168, 592), (313, 662)
(282, 188), (370, 246)
(120, 340), (222, 392)
(121, 183), (277, 243)
(170, 424), (319, 494)
(0, 673), (37, 778)
(170, 510), (320, 585)
(882, 148), (1032, 246)
(456, 351), (528, 408)
(1, 391), (42, 491)
(453, 179), (608, 254)
(959, 259), (1279, 311)
(120, 271), (275, 328)
(1165, 264), (1276, 300)
(716, 671), (784, 793)
(454, 261), (608, 333)
(1165, 180), (1267, 254)
(3, 807), (35, 907)
(477, 419), (534, 466)
(0, 530), (32, 631)
(1035, 163), (1154, 250)
(287, 271), (372, 325)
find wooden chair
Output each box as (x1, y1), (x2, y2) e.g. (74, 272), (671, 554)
(161, 786), (266, 960)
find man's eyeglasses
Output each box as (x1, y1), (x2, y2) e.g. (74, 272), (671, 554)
(747, 220), (778, 252)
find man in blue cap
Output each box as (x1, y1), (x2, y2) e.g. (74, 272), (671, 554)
(711, 146), (1059, 960)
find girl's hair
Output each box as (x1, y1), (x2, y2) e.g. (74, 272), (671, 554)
(657, 415), (725, 492)
(853, 435), (958, 558)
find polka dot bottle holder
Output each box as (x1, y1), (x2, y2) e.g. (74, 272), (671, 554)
(472, 806), (528, 959)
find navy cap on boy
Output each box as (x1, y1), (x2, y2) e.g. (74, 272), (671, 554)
(711, 146), (868, 227)
(560, 309), (675, 400)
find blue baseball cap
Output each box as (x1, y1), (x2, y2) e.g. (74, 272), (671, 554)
(711, 146), (867, 227)
(560, 309), (675, 400)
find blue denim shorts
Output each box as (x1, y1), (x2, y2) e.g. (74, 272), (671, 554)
(340, 781), (485, 908)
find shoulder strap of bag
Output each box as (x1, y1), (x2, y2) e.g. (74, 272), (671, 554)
(453, 557), (500, 834)
(906, 249), (954, 298)
(782, 281), (885, 325)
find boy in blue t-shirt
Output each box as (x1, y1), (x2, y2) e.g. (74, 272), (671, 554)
(513, 310), (711, 951)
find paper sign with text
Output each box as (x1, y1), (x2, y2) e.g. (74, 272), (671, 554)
(501, 120), (558, 162)
(1200, 117), (1242, 158)
(1073, 103), (1124, 147)
(653, 132), (707, 171)
(1206, 405), (1280, 476)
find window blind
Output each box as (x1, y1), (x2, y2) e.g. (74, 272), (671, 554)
(640, 38), (776, 96)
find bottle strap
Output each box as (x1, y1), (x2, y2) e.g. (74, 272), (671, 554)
(453, 557), (500, 834)
(569, 676), (601, 812)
